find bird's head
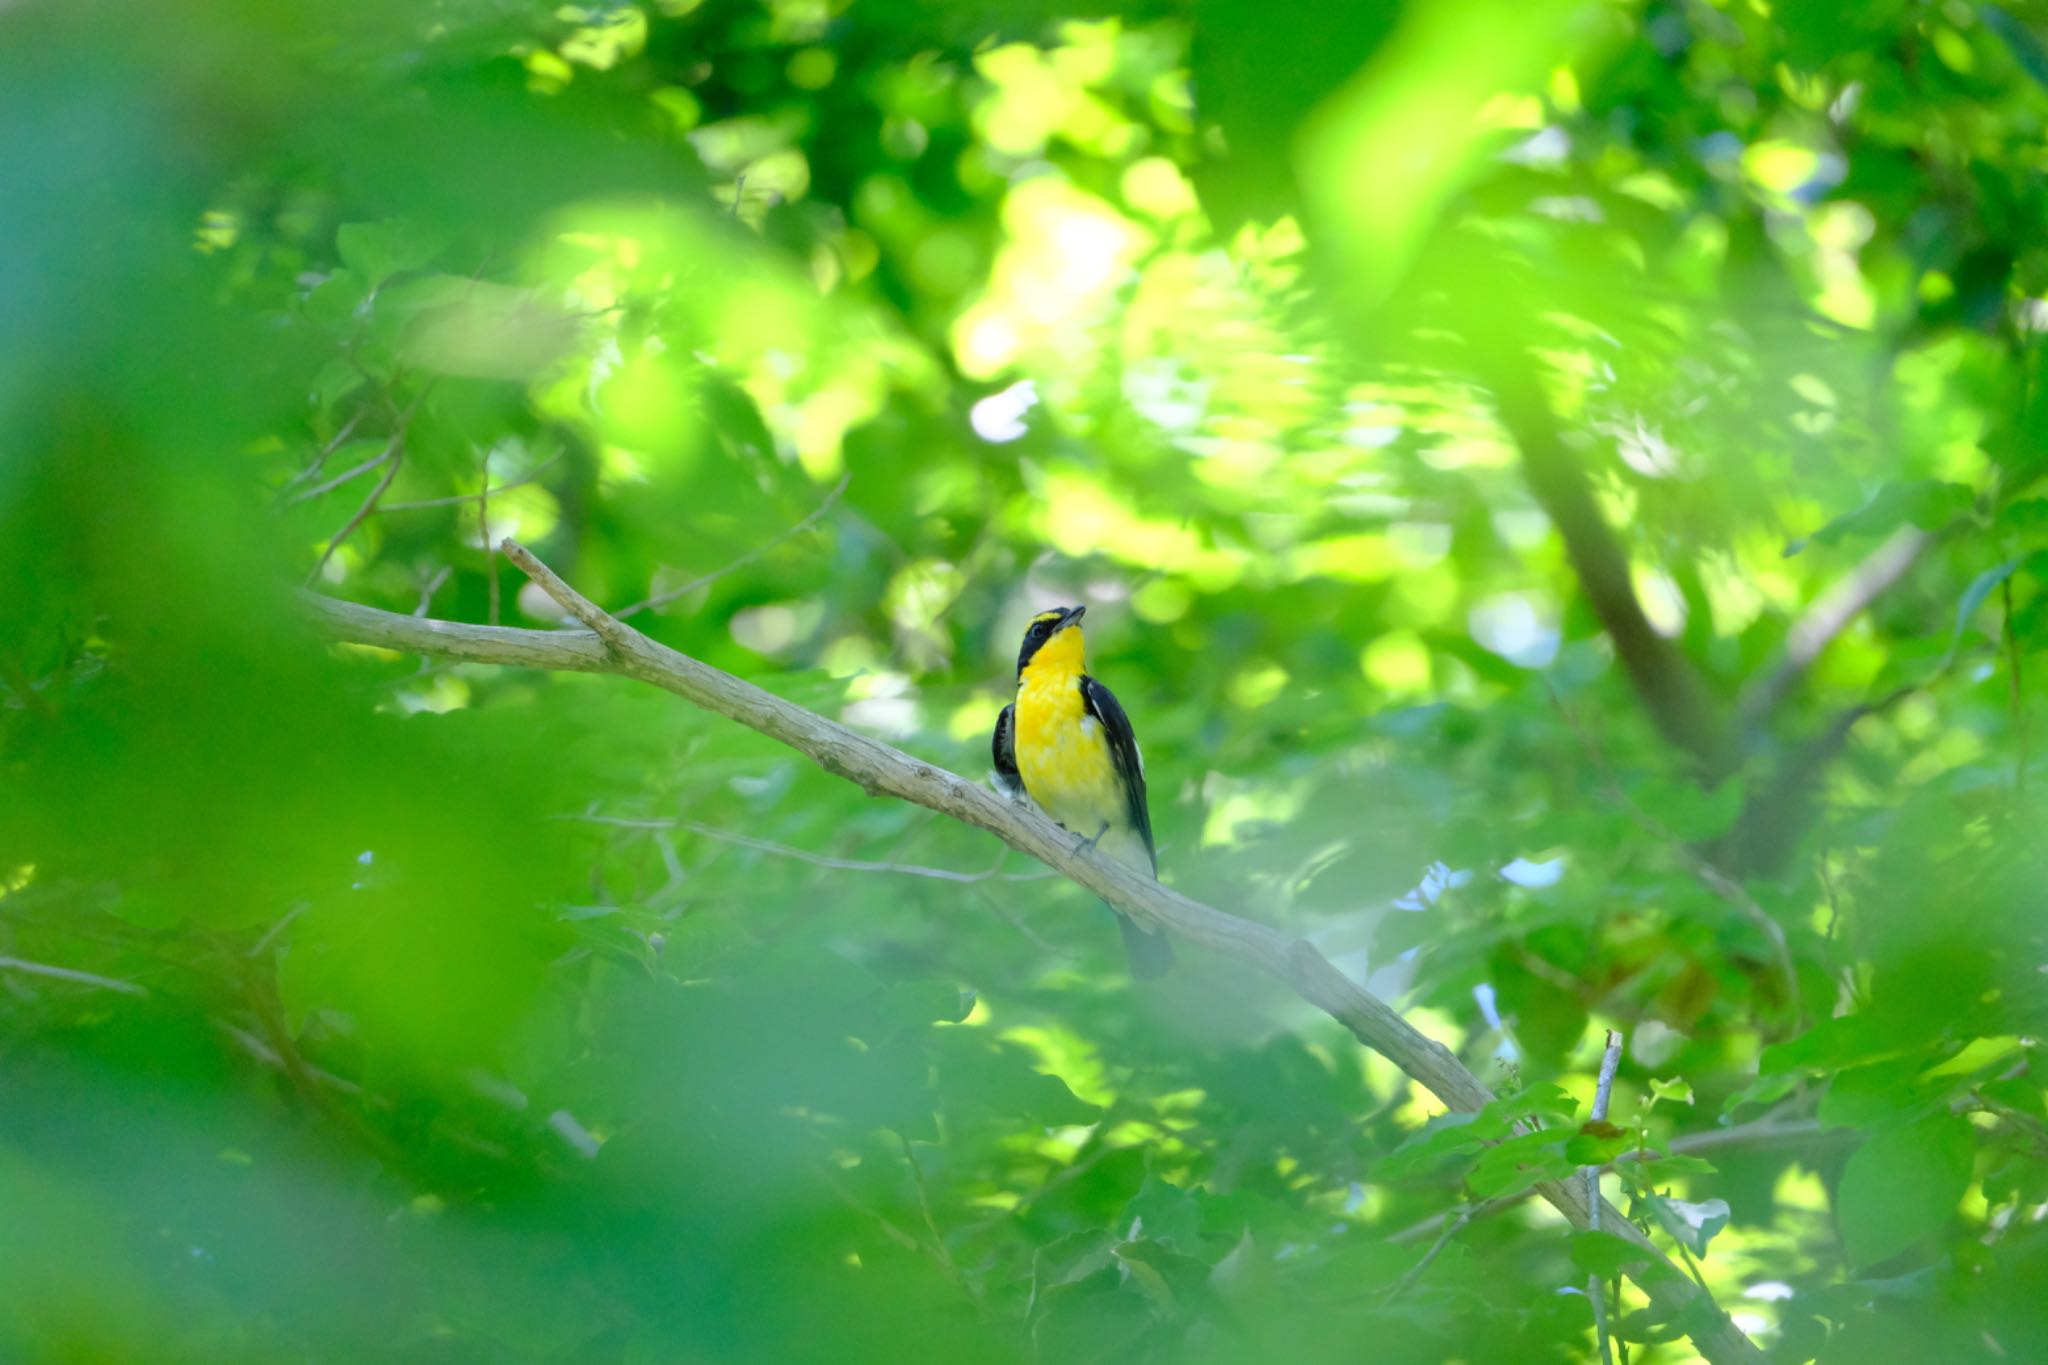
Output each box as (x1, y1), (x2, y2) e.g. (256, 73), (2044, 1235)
(1016, 604), (1086, 677)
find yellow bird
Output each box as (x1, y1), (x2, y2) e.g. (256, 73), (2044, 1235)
(992, 606), (1174, 978)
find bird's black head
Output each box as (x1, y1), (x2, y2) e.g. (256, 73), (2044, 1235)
(1016, 604), (1085, 676)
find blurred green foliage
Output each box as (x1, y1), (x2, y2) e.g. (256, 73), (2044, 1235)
(4, 0), (2048, 1361)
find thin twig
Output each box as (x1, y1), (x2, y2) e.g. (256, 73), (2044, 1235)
(479, 447), (500, 626)
(0, 954), (146, 996)
(1548, 683), (1803, 1028)
(822, 1172), (924, 1253)
(247, 903), (308, 958)
(568, 812), (1055, 884)
(1384, 1203), (1477, 1299)
(304, 556), (1768, 1365)
(238, 955), (403, 1167)
(973, 885), (1078, 959)
(1586, 1029), (1624, 1365)
(378, 451), (563, 511)
(615, 472), (850, 620)
(215, 1020), (363, 1095)
(304, 388), (431, 584)
(279, 406), (367, 499)
(414, 565), (453, 618)
(897, 1132), (986, 1313)
(306, 448), (403, 584)
(287, 443), (392, 506)
(2006, 575), (2029, 792)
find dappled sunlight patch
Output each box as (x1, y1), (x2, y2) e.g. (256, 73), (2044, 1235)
(731, 600), (825, 658)
(947, 696), (1006, 744)
(1130, 578), (1192, 623)
(1466, 589), (1556, 671)
(1360, 631), (1432, 696)
(1631, 564), (1687, 637)
(951, 177), (1152, 380)
(1226, 661), (1288, 710)
(1030, 469), (1245, 586)
(533, 201), (934, 480)
(998, 1022), (1114, 1108)
(1287, 533), (1398, 582)
(390, 673), (472, 717)
(1199, 774), (1309, 847)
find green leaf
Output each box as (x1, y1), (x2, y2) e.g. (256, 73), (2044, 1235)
(1634, 1153), (1718, 1178)
(301, 269), (369, 328)
(1497, 1082), (1580, 1124)
(1818, 1056), (1934, 1130)
(1567, 1229), (1653, 1279)
(1995, 497), (2048, 534)
(1467, 1130), (1573, 1199)
(1029, 1270), (1152, 1361)
(1376, 1113), (1489, 1179)
(1837, 1115), (1976, 1268)
(1983, 5), (2048, 90)
(1761, 1011), (1933, 1077)
(1646, 1194), (1729, 1257)
(1564, 1123), (1633, 1167)
(1630, 778), (1746, 841)
(1032, 1230), (1115, 1297)
(1793, 481), (1971, 553)
(310, 357), (366, 415)
(1293, 0), (1592, 302)
(859, 979), (975, 1040)
(1648, 1077), (1694, 1106)
(1944, 561), (2021, 666)
(1113, 1239), (1216, 1311)
(1377, 1082), (1575, 1180)
(1122, 1176), (1202, 1254)
(1719, 1073), (1799, 1117)
(336, 219), (444, 286)
(1609, 1308), (1691, 1346)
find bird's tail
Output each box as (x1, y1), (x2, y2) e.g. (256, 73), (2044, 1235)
(1114, 909), (1175, 980)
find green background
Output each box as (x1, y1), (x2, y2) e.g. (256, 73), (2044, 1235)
(4, 0), (2046, 1360)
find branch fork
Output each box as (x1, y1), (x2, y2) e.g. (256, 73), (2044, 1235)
(302, 545), (1766, 1365)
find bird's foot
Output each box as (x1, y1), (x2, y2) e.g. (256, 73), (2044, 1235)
(1073, 825), (1108, 856)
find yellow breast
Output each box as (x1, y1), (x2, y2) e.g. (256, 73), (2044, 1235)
(1014, 661), (1132, 862)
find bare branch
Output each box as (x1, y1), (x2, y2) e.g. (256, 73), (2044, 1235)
(304, 388), (435, 585)
(414, 565), (453, 618)
(0, 954), (147, 996)
(615, 473), (850, 620)
(305, 447), (403, 585)
(287, 442), (392, 506)
(570, 812), (1055, 884)
(1586, 1029), (1624, 1365)
(216, 1020), (363, 1095)
(302, 562), (1766, 1365)
(1486, 366), (1733, 776)
(379, 451), (563, 511)
(278, 406), (368, 500)
(479, 447), (500, 627)
(1718, 683), (1918, 878)
(1740, 525), (1933, 725)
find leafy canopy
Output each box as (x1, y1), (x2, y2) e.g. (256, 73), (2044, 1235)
(3, 0), (2047, 1362)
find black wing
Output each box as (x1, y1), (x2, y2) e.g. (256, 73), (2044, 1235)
(1080, 674), (1155, 874)
(991, 702), (1025, 799)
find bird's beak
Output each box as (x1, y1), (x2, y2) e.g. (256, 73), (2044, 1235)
(1057, 605), (1087, 631)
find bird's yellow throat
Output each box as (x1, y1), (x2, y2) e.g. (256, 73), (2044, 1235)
(1020, 623), (1086, 680)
